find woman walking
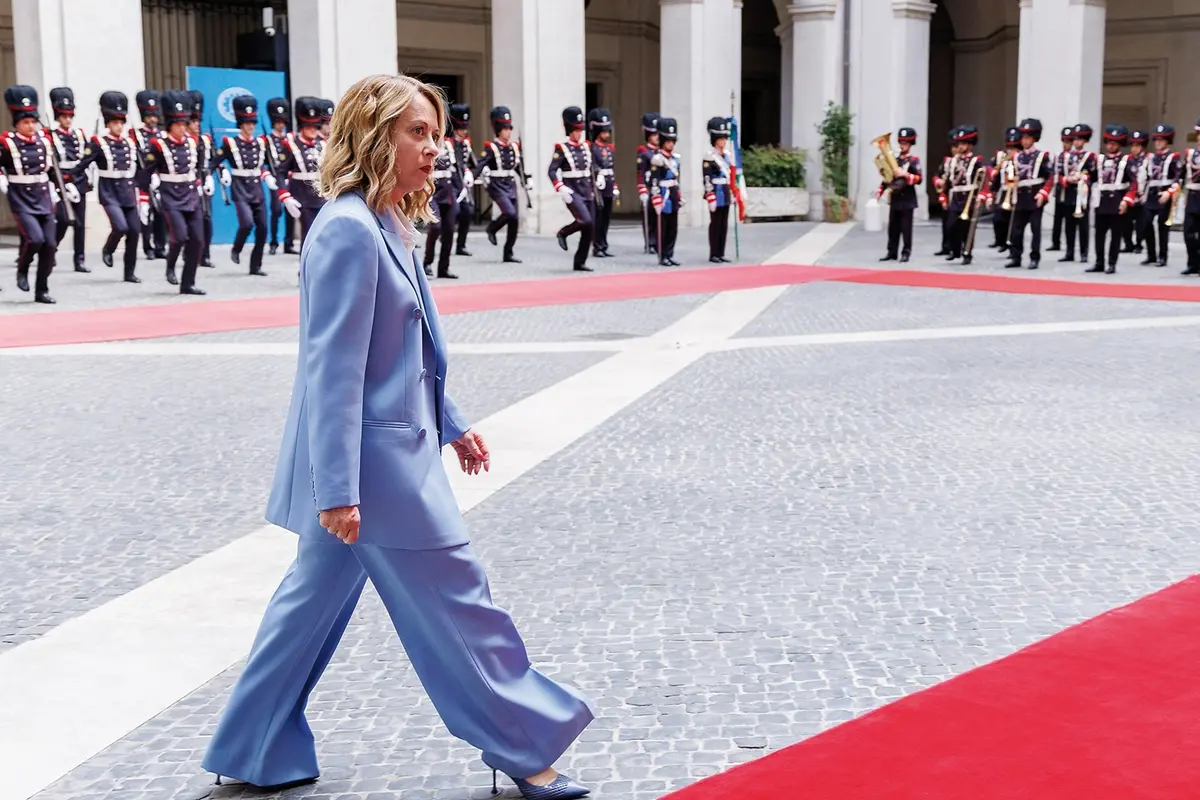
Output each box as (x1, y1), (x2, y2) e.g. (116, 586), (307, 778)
(200, 73), (594, 799)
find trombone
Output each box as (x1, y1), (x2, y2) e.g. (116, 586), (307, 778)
(959, 167), (986, 221)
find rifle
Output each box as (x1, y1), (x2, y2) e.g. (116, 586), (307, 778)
(209, 124), (231, 206)
(513, 135), (533, 209)
(39, 115), (75, 225)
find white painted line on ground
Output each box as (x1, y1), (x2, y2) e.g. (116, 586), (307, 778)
(762, 220), (856, 265)
(0, 224), (842, 800)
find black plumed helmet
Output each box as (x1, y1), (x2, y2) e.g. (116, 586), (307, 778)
(489, 105), (513, 133)
(449, 102), (470, 128)
(188, 89), (204, 121)
(294, 96), (323, 126)
(897, 127), (917, 143)
(707, 116), (731, 144)
(561, 106), (585, 135)
(1060, 126), (1074, 142)
(49, 87), (75, 116)
(642, 112), (660, 136)
(1152, 123), (1175, 143)
(656, 116), (678, 141)
(100, 90), (128, 123)
(160, 89), (193, 124)
(319, 99), (334, 122)
(1018, 118), (1043, 140)
(232, 95), (258, 124)
(136, 90), (160, 118)
(1129, 129), (1148, 144)
(954, 124), (979, 144)
(1004, 126), (1021, 146)
(4, 84), (38, 125)
(266, 97), (290, 125)
(1103, 123), (1129, 144)
(588, 107), (612, 133)
(1072, 123), (1094, 142)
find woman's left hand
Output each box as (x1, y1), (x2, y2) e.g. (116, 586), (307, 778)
(451, 430), (491, 475)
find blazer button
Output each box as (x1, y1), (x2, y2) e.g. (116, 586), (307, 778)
(414, 308), (423, 320)
(418, 428), (427, 440)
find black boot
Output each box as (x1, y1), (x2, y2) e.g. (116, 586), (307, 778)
(124, 267), (141, 284)
(74, 253), (89, 273)
(231, 248), (241, 265)
(102, 250), (114, 268)
(180, 284), (206, 295)
(166, 266), (178, 286)
(35, 290), (56, 304)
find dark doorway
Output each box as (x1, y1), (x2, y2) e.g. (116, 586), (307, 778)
(586, 82), (603, 115)
(421, 73), (464, 106)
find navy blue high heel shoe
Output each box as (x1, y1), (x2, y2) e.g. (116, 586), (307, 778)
(492, 768), (590, 798)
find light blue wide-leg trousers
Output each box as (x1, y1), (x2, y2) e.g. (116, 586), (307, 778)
(201, 535), (594, 787)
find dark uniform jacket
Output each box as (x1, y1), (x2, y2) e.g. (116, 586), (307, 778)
(1057, 148), (1097, 207)
(51, 126), (91, 193)
(276, 133), (324, 209)
(144, 133), (200, 213)
(636, 144), (658, 200)
(944, 152), (985, 213)
(1139, 151), (1182, 210)
(75, 133), (138, 208)
(592, 141), (617, 199)
(649, 150), (682, 214)
(0, 130), (57, 215)
(217, 134), (269, 205)
(130, 126), (163, 193)
(547, 138), (593, 196)
(478, 139), (526, 200)
(431, 139), (459, 206)
(1182, 149), (1200, 215)
(878, 151), (923, 210)
(1092, 152), (1139, 215)
(1012, 147), (1055, 211)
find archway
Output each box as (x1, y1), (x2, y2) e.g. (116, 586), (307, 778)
(740, 0), (781, 146)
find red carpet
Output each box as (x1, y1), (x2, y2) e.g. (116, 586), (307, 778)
(663, 576), (1200, 800)
(4, 263), (1200, 349)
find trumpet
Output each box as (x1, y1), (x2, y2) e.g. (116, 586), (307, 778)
(1074, 172), (1089, 218)
(1166, 185), (1181, 227)
(1000, 159), (1017, 212)
(959, 168), (986, 221)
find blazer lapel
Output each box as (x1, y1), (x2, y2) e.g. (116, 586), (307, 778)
(370, 202), (443, 364)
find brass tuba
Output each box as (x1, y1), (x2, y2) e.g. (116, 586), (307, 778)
(872, 132), (900, 185)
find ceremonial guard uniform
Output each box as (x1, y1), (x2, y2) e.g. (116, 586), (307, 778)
(1124, 130), (1148, 253)
(423, 120), (461, 280)
(650, 116), (682, 266)
(188, 90), (217, 268)
(589, 108), (617, 258)
(987, 127), (1020, 251)
(216, 95), (272, 276)
(131, 90), (166, 259)
(49, 87), (89, 272)
(0, 85), (60, 302)
(877, 126), (922, 262)
(449, 103), (477, 257)
(144, 89), (206, 294)
(1137, 124), (1182, 267)
(477, 106), (530, 263)
(318, 99), (334, 139)
(1006, 118), (1054, 269)
(1049, 126), (1075, 252)
(1086, 124), (1139, 275)
(703, 116), (736, 263)
(275, 96), (327, 246)
(1055, 123), (1097, 263)
(943, 125), (985, 263)
(74, 91), (142, 282)
(636, 113), (660, 253)
(263, 97), (295, 255)
(1181, 123), (1200, 275)
(548, 106), (596, 272)
(933, 128), (958, 256)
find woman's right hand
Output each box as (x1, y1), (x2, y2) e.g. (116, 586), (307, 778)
(319, 505), (361, 544)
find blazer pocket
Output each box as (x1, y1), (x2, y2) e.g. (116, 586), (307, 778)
(362, 419), (413, 430)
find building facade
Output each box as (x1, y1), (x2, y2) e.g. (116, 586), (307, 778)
(0, 0), (1196, 235)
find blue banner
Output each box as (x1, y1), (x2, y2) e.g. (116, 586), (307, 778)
(185, 66), (286, 245)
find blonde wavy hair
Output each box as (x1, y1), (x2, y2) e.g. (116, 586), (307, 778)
(318, 73), (446, 223)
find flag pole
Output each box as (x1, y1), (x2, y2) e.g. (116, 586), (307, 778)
(731, 91), (740, 262)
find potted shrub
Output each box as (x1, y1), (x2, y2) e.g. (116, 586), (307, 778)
(742, 145), (809, 220)
(816, 101), (854, 222)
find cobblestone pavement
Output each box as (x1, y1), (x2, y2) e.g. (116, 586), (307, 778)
(7, 221), (1200, 800)
(821, 219), (1199, 284)
(0, 219), (808, 315)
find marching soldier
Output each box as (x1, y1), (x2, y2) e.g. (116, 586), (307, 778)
(74, 91), (143, 283)
(650, 116), (682, 267)
(49, 87), (90, 273)
(1005, 118), (1054, 270)
(1138, 123), (1182, 267)
(933, 128), (959, 256)
(132, 90), (166, 259)
(876, 126), (922, 263)
(275, 96), (327, 247)
(263, 97), (295, 255)
(1048, 126), (1075, 252)
(1087, 124), (1138, 275)
(703, 116), (736, 263)
(449, 102), (477, 257)
(215, 95), (272, 276)
(422, 118), (461, 280)
(1124, 130), (1148, 253)
(1055, 123), (1097, 263)
(548, 106), (596, 272)
(589, 107), (617, 258)
(477, 105), (531, 263)
(144, 89), (207, 294)
(987, 126), (1020, 251)
(636, 112), (660, 254)
(0, 85), (62, 303)
(1181, 121), (1200, 275)
(187, 90), (217, 267)
(943, 125), (985, 263)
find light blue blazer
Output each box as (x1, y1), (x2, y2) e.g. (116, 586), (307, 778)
(266, 192), (472, 550)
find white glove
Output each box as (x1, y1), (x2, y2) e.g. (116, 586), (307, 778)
(219, 169), (232, 187)
(464, 170), (475, 189)
(479, 167), (491, 186)
(138, 200), (150, 226)
(150, 173), (160, 191)
(264, 173), (277, 191)
(639, 192), (648, 206)
(283, 196), (302, 219)
(557, 185), (573, 204)
(524, 179), (534, 194)
(708, 200), (717, 213)
(203, 174), (215, 196)
(614, 186), (621, 199)
(63, 182), (81, 204)
(51, 185), (61, 205)
(0, 174), (9, 194)
(596, 173), (607, 192)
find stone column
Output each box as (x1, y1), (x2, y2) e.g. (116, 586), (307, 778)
(888, 0), (936, 221)
(1015, 0), (1037, 121)
(660, 0), (707, 226)
(733, 0), (744, 125)
(785, 0), (843, 221)
(492, 0), (587, 235)
(777, 20), (794, 148)
(13, 0), (147, 251)
(1061, 0), (1106, 133)
(287, 0), (398, 101)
